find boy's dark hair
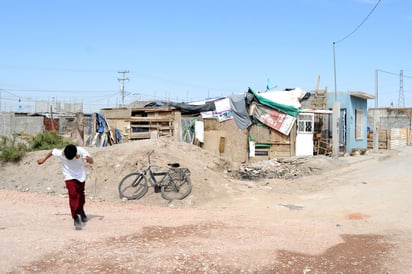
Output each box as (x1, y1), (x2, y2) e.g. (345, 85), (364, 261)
(64, 144), (77, 160)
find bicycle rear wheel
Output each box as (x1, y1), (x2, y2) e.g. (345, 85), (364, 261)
(161, 171), (192, 201)
(118, 172), (148, 200)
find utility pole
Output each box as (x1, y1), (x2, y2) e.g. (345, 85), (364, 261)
(332, 42), (340, 158)
(373, 69), (379, 152)
(398, 69), (405, 108)
(375, 69), (379, 108)
(118, 70), (129, 107)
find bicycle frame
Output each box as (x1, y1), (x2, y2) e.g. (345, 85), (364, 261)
(142, 150), (171, 187)
(148, 169), (169, 187)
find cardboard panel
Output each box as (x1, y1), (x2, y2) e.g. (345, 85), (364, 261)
(203, 130), (226, 155)
(269, 144), (293, 158)
(203, 119), (248, 163)
(249, 124), (271, 143)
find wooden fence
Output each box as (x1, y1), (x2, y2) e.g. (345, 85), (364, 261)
(368, 128), (410, 149)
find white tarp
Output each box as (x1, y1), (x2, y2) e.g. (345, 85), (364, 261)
(257, 88), (307, 108)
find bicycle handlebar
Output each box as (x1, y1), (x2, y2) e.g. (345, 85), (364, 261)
(147, 149), (155, 165)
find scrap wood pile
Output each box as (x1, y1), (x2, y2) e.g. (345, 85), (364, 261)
(233, 156), (330, 180)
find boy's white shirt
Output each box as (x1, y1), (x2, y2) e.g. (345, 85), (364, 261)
(52, 147), (90, 182)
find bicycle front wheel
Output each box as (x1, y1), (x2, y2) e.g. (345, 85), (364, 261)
(118, 172), (149, 200)
(161, 172), (192, 201)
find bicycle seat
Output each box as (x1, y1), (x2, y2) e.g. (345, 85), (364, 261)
(168, 163), (180, 168)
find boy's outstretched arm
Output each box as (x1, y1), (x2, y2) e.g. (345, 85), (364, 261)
(85, 155), (94, 164)
(37, 151), (52, 165)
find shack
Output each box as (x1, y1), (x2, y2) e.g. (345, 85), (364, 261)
(368, 107), (412, 149)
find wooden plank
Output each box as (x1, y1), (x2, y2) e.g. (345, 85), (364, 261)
(248, 155), (269, 163)
(269, 144), (292, 158)
(174, 111), (182, 141)
(130, 125), (172, 129)
(158, 126), (173, 130)
(129, 132), (151, 139)
(267, 122), (295, 158)
(389, 128), (408, 149)
(130, 106), (175, 112)
(270, 127), (291, 143)
(128, 117), (174, 122)
(100, 108), (131, 119)
(130, 125), (154, 129)
(249, 124), (270, 143)
(256, 141), (291, 145)
(289, 123), (296, 156)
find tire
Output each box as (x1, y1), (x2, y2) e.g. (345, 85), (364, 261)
(161, 171), (192, 201)
(118, 172), (148, 200)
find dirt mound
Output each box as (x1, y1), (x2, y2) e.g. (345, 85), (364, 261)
(0, 137), (343, 208)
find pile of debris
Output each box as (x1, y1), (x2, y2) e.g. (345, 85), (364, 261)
(232, 156), (336, 180)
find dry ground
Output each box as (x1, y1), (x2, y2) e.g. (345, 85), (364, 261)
(0, 138), (411, 273)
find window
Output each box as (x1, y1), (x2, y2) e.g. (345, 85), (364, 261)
(297, 114), (314, 133)
(355, 109), (363, 140)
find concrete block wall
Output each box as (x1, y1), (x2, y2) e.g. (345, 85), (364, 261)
(0, 113), (13, 136)
(0, 113), (44, 136)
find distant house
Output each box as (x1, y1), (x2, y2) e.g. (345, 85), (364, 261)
(368, 107), (412, 149)
(326, 91), (375, 154)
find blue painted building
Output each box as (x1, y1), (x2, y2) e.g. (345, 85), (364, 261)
(326, 91), (375, 153)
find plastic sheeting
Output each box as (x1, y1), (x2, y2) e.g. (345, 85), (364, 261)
(168, 101), (216, 115)
(86, 113), (116, 147)
(248, 88), (301, 117)
(229, 93), (253, 130)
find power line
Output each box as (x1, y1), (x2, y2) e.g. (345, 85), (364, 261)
(0, 89), (21, 98)
(2, 88), (118, 93)
(379, 69), (412, 78)
(0, 64), (120, 74)
(334, 0), (382, 44)
(378, 69), (398, 76)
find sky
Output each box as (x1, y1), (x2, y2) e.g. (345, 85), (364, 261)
(0, 0), (411, 113)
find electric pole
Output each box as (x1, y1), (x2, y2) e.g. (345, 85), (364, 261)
(398, 69), (405, 108)
(118, 70), (129, 107)
(373, 69), (379, 152)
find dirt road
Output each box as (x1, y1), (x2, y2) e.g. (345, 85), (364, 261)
(1, 144), (412, 273)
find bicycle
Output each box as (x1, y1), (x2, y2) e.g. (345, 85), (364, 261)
(118, 150), (192, 201)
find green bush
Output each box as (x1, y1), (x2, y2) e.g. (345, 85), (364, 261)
(0, 132), (73, 162)
(0, 135), (29, 162)
(30, 131), (71, 151)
